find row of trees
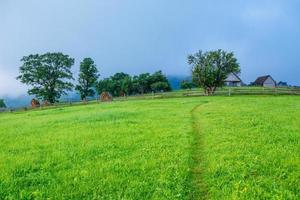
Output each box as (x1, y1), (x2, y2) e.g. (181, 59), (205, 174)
(97, 71), (171, 96)
(17, 53), (171, 103)
(17, 50), (240, 103)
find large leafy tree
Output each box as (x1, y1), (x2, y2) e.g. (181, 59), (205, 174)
(188, 49), (240, 95)
(0, 99), (6, 108)
(75, 58), (99, 100)
(148, 71), (172, 92)
(17, 53), (74, 103)
(110, 72), (132, 96)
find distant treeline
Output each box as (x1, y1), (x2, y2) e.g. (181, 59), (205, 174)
(15, 49), (243, 104)
(16, 53), (172, 103)
(97, 71), (171, 97)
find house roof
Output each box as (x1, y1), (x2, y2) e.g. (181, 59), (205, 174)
(225, 72), (242, 82)
(278, 81), (287, 85)
(254, 75), (275, 85)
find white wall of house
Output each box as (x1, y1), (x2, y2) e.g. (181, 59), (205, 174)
(225, 73), (242, 87)
(225, 81), (241, 86)
(263, 77), (276, 87)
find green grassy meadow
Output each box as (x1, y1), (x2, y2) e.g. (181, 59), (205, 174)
(0, 96), (299, 199)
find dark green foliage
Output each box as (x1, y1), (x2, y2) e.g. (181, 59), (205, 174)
(75, 58), (99, 100)
(132, 71), (171, 94)
(96, 73), (132, 96)
(17, 52), (74, 103)
(96, 78), (114, 94)
(148, 71), (172, 92)
(180, 80), (195, 90)
(111, 73), (133, 96)
(151, 82), (170, 92)
(96, 71), (171, 97)
(132, 73), (152, 94)
(188, 49), (240, 95)
(0, 99), (6, 108)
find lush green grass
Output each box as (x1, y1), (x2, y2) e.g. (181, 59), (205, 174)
(0, 96), (299, 199)
(0, 98), (202, 199)
(193, 96), (300, 199)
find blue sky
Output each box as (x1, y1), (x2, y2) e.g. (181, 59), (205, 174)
(1, 0), (300, 97)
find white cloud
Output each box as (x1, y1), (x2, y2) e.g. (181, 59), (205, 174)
(0, 69), (27, 98)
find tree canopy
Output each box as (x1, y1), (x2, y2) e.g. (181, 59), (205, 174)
(188, 49), (240, 95)
(96, 71), (171, 97)
(75, 58), (99, 100)
(17, 53), (74, 103)
(132, 73), (151, 94)
(96, 72), (133, 97)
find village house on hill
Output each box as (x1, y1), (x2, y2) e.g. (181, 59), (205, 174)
(277, 81), (288, 87)
(224, 72), (243, 87)
(253, 75), (276, 87)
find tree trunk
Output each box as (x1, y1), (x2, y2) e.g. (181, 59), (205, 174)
(205, 86), (216, 96)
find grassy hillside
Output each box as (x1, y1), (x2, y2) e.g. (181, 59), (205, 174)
(0, 98), (202, 199)
(192, 96), (300, 199)
(0, 96), (299, 199)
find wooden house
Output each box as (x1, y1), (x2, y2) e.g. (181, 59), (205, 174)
(253, 75), (276, 87)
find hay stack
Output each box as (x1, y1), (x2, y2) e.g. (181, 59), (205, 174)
(31, 99), (40, 108)
(100, 92), (113, 102)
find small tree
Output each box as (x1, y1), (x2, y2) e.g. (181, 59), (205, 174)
(149, 71), (172, 92)
(120, 76), (132, 96)
(75, 58), (99, 100)
(0, 99), (6, 108)
(17, 53), (74, 103)
(188, 49), (240, 95)
(180, 80), (194, 90)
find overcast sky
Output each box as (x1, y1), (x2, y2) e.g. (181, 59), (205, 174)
(1, 0), (300, 97)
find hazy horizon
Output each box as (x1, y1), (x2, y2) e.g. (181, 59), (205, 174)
(1, 0), (300, 98)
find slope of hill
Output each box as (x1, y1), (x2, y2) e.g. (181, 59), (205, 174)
(0, 96), (299, 199)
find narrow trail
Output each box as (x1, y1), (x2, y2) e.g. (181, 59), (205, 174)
(190, 103), (208, 200)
